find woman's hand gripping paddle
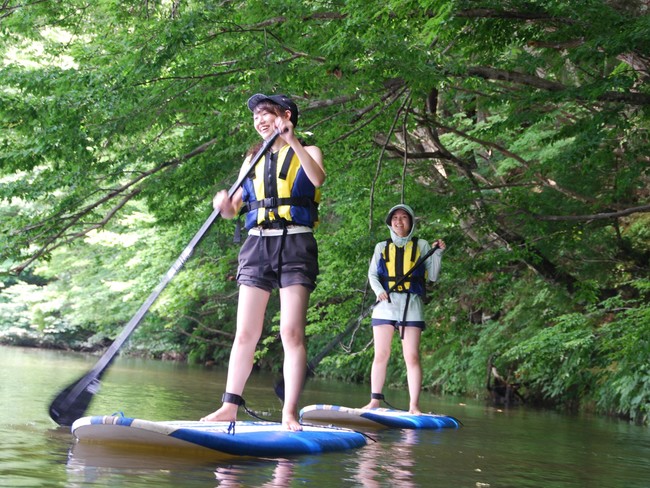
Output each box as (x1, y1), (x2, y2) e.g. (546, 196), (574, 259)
(48, 130), (282, 426)
(274, 242), (442, 401)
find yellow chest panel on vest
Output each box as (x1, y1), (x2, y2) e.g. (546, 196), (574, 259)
(381, 239), (424, 291)
(244, 144), (320, 227)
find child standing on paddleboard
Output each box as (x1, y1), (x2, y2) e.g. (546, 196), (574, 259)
(363, 204), (445, 414)
(202, 93), (325, 431)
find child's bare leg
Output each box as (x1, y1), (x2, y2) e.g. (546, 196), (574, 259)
(362, 325), (393, 409)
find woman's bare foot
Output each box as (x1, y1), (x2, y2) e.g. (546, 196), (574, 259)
(282, 411), (302, 431)
(408, 406), (422, 415)
(361, 399), (381, 410)
(200, 403), (238, 422)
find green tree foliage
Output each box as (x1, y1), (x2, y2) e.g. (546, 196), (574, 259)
(1, 1), (648, 422)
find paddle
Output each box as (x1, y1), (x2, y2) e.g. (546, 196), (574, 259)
(274, 242), (442, 401)
(49, 129), (282, 426)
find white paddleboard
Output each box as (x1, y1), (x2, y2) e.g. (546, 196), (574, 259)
(71, 415), (368, 458)
(300, 404), (461, 429)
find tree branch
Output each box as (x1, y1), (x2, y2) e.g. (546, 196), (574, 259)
(246, 12), (346, 29)
(532, 203), (650, 222)
(11, 137), (220, 274)
(457, 8), (577, 24)
(0, 0), (51, 21)
(369, 90), (410, 229)
(12, 188), (141, 274)
(329, 85), (409, 144)
(467, 66), (650, 105)
(433, 121), (598, 206)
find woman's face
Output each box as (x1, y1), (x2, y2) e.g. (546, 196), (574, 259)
(253, 103), (289, 139)
(390, 209), (411, 237)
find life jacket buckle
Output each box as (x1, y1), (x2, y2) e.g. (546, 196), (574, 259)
(263, 197), (278, 208)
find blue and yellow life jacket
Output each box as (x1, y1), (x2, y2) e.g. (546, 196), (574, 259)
(377, 237), (427, 295)
(240, 145), (320, 229)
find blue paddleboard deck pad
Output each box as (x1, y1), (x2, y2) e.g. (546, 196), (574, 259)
(71, 415), (367, 458)
(299, 404), (461, 429)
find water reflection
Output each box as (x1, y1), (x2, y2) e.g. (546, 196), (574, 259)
(353, 429), (420, 487)
(68, 440), (299, 487)
(214, 459), (294, 487)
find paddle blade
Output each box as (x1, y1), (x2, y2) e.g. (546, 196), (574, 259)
(273, 378), (285, 402)
(274, 363), (314, 402)
(49, 372), (101, 426)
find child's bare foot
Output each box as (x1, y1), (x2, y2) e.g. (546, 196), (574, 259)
(361, 399), (381, 410)
(282, 411), (302, 431)
(200, 403), (238, 422)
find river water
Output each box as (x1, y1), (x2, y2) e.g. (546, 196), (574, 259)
(1, 345), (648, 487)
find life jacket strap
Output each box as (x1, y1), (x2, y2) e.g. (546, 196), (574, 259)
(240, 197), (319, 229)
(241, 196), (315, 212)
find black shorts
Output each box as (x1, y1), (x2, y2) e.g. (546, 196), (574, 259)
(237, 231), (319, 292)
(370, 319), (426, 330)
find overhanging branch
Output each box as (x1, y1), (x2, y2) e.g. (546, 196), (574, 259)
(532, 203), (650, 222)
(467, 66), (650, 106)
(11, 137), (220, 274)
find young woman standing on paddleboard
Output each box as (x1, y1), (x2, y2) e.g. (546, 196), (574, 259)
(202, 93), (325, 431)
(363, 204), (445, 414)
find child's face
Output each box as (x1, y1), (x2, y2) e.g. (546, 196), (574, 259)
(390, 209), (411, 237)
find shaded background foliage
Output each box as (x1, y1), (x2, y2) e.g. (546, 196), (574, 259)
(1, 0), (648, 423)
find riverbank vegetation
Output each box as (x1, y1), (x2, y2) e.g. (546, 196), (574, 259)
(1, 1), (648, 424)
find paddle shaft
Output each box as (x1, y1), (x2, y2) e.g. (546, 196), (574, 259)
(49, 129), (282, 426)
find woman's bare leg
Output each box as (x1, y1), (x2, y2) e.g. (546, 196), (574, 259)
(201, 285), (270, 421)
(278, 285), (310, 430)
